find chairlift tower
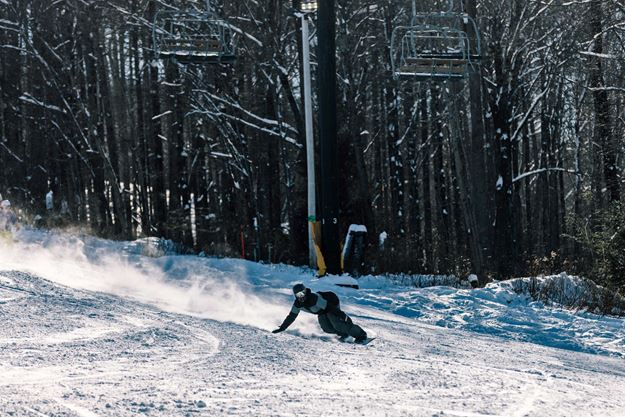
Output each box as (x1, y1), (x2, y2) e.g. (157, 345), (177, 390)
(317, 0), (341, 275)
(153, 0), (236, 64)
(390, 0), (481, 80)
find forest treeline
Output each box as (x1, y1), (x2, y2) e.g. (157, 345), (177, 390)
(0, 0), (624, 289)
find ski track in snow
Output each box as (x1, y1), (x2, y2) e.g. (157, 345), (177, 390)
(1, 231), (625, 416)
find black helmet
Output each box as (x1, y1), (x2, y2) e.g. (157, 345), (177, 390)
(292, 283), (307, 300)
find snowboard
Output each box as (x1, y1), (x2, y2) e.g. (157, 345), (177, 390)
(357, 337), (376, 345)
(338, 336), (376, 345)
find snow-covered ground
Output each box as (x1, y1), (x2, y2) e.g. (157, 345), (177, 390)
(1, 229), (625, 416)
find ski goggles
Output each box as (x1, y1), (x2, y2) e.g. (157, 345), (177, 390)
(295, 290), (307, 301)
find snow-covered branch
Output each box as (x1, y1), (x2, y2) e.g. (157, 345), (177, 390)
(513, 167), (577, 183)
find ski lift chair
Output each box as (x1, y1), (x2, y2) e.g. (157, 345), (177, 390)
(153, 9), (236, 64)
(390, 2), (481, 80)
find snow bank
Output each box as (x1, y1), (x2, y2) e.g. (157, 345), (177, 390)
(499, 273), (625, 316)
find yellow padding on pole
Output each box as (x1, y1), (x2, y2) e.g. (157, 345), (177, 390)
(311, 222), (327, 277)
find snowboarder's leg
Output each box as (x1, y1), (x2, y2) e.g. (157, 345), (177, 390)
(327, 312), (366, 340)
(318, 314), (340, 335)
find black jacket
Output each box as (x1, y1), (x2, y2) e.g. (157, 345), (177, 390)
(278, 289), (345, 331)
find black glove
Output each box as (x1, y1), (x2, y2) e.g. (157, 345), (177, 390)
(272, 328), (284, 334)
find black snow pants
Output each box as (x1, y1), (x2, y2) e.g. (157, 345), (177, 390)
(317, 311), (366, 339)
(317, 291), (367, 339)
(316, 291), (366, 339)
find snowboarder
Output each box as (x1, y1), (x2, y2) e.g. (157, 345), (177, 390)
(272, 283), (368, 343)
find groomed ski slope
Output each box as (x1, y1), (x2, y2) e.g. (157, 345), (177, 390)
(1, 229), (625, 417)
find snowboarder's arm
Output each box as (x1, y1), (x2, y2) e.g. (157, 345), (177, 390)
(273, 304), (300, 333)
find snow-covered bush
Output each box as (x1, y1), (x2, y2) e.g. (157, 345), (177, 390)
(124, 237), (181, 257)
(387, 273), (472, 289)
(499, 273), (625, 316)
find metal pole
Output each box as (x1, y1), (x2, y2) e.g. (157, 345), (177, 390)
(317, 0), (340, 274)
(301, 13), (317, 269)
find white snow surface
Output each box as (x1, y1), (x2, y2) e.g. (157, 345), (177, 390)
(1, 229), (625, 416)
